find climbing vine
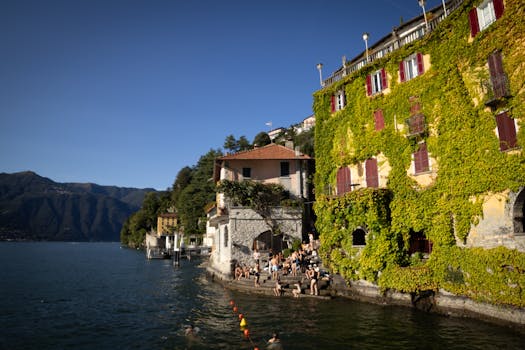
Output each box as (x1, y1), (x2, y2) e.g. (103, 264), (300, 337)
(313, 0), (525, 307)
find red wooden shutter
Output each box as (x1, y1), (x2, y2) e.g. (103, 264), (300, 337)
(331, 95), (336, 112)
(374, 109), (385, 131)
(410, 102), (421, 115)
(336, 167), (352, 195)
(416, 53), (424, 75)
(493, 0), (504, 19)
(380, 68), (388, 89)
(414, 143), (429, 173)
(496, 112), (517, 151)
(399, 61), (406, 82)
(469, 8), (480, 37)
(488, 51), (508, 98)
(365, 158), (379, 188)
(366, 75), (372, 96)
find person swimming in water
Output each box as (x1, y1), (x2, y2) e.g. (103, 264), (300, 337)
(267, 332), (283, 350)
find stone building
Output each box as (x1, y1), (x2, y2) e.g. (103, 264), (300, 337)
(207, 143), (314, 278)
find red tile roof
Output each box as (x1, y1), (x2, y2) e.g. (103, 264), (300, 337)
(218, 143), (312, 160)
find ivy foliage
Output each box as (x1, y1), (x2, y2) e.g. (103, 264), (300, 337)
(312, 0), (525, 306)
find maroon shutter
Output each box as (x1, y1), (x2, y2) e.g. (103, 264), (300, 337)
(331, 95), (336, 112)
(336, 167), (351, 195)
(493, 0), (504, 19)
(410, 102), (421, 115)
(399, 61), (406, 82)
(416, 53), (424, 75)
(365, 158), (379, 188)
(380, 68), (388, 89)
(496, 112), (517, 151)
(414, 143), (429, 173)
(469, 8), (480, 37)
(374, 109), (385, 131)
(488, 51), (508, 98)
(366, 75), (372, 96)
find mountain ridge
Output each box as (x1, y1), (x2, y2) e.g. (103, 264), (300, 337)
(0, 171), (156, 241)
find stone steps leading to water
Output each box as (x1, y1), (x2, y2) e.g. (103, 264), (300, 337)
(227, 270), (332, 299)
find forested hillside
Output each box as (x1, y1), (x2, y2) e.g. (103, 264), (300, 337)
(0, 171), (155, 241)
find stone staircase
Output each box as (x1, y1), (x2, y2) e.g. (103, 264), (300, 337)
(226, 269), (333, 299)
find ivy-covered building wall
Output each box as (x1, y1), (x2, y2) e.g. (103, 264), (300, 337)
(313, 0), (525, 307)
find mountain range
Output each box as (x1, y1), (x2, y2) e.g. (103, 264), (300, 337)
(0, 171), (155, 241)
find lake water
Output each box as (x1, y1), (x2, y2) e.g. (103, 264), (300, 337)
(1, 242), (524, 350)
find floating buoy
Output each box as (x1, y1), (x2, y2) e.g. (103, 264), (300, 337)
(254, 348), (259, 350)
(243, 328), (250, 338)
(239, 317), (247, 327)
(238, 313), (243, 320)
(233, 306), (238, 313)
(229, 300), (234, 306)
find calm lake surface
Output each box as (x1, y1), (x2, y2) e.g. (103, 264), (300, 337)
(1, 242), (524, 350)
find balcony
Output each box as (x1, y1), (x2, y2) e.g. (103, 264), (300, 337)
(481, 75), (511, 109)
(320, 0), (465, 89)
(406, 114), (426, 137)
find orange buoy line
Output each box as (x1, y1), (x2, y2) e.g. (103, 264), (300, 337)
(228, 297), (260, 350)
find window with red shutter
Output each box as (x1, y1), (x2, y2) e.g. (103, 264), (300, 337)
(374, 109), (385, 131)
(416, 53), (424, 75)
(380, 68), (388, 89)
(493, 0), (504, 19)
(365, 158), (379, 188)
(399, 61), (406, 82)
(495, 112), (517, 151)
(366, 75), (372, 96)
(469, 8), (480, 37)
(487, 51), (509, 99)
(336, 167), (352, 195)
(330, 95), (336, 113)
(414, 143), (430, 174)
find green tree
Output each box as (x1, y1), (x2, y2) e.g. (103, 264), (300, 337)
(238, 136), (251, 151)
(174, 149), (222, 235)
(253, 131), (271, 147)
(223, 134), (238, 153)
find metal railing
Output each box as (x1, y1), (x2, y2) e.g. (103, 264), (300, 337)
(321, 0), (465, 88)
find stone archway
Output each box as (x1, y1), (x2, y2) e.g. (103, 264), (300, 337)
(513, 188), (525, 236)
(253, 230), (284, 253)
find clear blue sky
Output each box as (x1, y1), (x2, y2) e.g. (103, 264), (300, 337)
(1, 0), (446, 190)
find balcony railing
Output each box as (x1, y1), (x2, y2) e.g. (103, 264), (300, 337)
(406, 114), (426, 137)
(321, 0), (465, 88)
(481, 75), (511, 107)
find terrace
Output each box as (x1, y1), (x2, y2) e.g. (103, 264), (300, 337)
(318, 0), (465, 89)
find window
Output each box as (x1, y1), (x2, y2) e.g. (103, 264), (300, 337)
(365, 158), (378, 188)
(495, 112), (518, 151)
(406, 114), (426, 136)
(336, 167), (352, 195)
(487, 51), (509, 99)
(331, 89), (346, 112)
(242, 167), (251, 178)
(223, 226), (228, 248)
(352, 228), (366, 246)
(366, 69), (388, 96)
(469, 0), (504, 37)
(399, 53), (424, 82)
(414, 143), (430, 174)
(374, 109), (385, 131)
(280, 162), (290, 177)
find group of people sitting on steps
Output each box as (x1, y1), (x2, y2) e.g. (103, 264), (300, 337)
(232, 233), (327, 297)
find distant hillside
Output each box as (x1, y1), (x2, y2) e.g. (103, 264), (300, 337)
(0, 171), (156, 241)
